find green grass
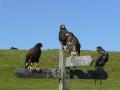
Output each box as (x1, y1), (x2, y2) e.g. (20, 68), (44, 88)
(0, 49), (120, 90)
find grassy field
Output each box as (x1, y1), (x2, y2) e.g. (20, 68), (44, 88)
(0, 49), (120, 90)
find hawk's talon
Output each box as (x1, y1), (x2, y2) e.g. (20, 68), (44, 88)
(35, 67), (41, 71)
(27, 66), (33, 71)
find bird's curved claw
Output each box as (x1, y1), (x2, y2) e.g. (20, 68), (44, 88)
(70, 52), (77, 59)
(28, 66), (33, 72)
(35, 67), (41, 71)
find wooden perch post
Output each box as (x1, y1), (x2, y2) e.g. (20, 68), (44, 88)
(59, 51), (69, 90)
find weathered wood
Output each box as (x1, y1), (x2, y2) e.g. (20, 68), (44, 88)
(15, 68), (58, 78)
(66, 55), (93, 67)
(70, 69), (108, 79)
(59, 51), (64, 90)
(59, 51), (69, 90)
(15, 68), (108, 79)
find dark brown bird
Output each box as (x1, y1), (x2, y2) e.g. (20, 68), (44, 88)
(95, 46), (109, 85)
(59, 25), (69, 50)
(95, 46), (109, 68)
(25, 43), (43, 70)
(66, 32), (81, 56)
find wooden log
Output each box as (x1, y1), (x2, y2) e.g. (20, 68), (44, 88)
(70, 69), (108, 79)
(15, 68), (108, 79)
(15, 68), (58, 78)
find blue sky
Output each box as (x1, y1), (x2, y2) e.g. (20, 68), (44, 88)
(0, 0), (120, 51)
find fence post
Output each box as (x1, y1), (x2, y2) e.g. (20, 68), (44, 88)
(59, 51), (69, 90)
